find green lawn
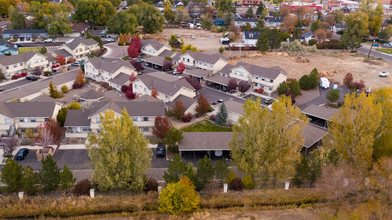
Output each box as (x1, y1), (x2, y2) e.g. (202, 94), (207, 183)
(376, 48), (392, 54)
(181, 120), (233, 132)
(18, 47), (39, 53)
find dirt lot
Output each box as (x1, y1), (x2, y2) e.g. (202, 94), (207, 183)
(155, 28), (225, 53)
(232, 51), (392, 90)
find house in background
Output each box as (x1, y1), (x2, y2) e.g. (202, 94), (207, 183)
(242, 31), (261, 45)
(141, 39), (171, 57)
(84, 57), (136, 90)
(58, 37), (100, 60)
(234, 17), (259, 28)
(0, 102), (61, 136)
(299, 31), (315, 44)
(133, 71), (196, 103)
(1, 29), (47, 40)
(64, 95), (166, 138)
(174, 51), (228, 73)
(264, 17), (283, 28)
(0, 40), (18, 55)
(0, 51), (54, 79)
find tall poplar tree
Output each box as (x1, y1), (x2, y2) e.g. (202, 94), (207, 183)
(86, 109), (152, 192)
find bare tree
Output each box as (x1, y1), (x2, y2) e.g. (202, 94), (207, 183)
(37, 123), (54, 148)
(0, 137), (19, 157)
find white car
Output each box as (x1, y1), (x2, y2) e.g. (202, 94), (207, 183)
(379, 71), (389, 77)
(104, 38), (115, 42)
(44, 38), (53, 43)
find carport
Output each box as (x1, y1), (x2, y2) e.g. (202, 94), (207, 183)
(302, 104), (338, 128)
(205, 74), (233, 92)
(302, 124), (329, 153)
(142, 56), (165, 71)
(183, 69), (212, 86)
(178, 132), (232, 160)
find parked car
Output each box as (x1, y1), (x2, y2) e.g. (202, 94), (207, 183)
(72, 61), (81, 66)
(44, 38), (53, 43)
(379, 71), (389, 77)
(320, 77), (330, 89)
(104, 38), (115, 42)
(264, 98), (274, 105)
(26, 76), (38, 81)
(156, 143), (166, 158)
(0, 86), (4, 91)
(15, 148), (29, 160)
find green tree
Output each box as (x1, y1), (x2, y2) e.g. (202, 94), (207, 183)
(307, 151), (322, 188)
(245, 7), (254, 18)
(372, 88), (392, 160)
(9, 6), (26, 29)
(256, 3), (267, 17)
(253, 19), (265, 31)
(48, 81), (63, 98)
(215, 0), (233, 15)
(163, 154), (187, 183)
(196, 155), (214, 188)
(341, 11), (368, 52)
(39, 46), (47, 54)
(309, 68), (319, 88)
(180, 44), (198, 53)
(288, 79), (301, 96)
(128, 3), (164, 34)
(174, 6), (190, 24)
(158, 176), (200, 214)
(22, 165), (40, 196)
(56, 102), (82, 126)
(256, 30), (269, 52)
(59, 165), (76, 193)
(214, 160), (229, 184)
(299, 75), (312, 90)
(1, 158), (24, 193)
(164, 6), (175, 24)
(326, 89), (340, 103)
(86, 109), (151, 192)
(229, 96), (308, 186)
(168, 35), (178, 48)
(201, 16), (213, 30)
(326, 93), (382, 173)
(277, 81), (289, 95)
(378, 26), (392, 40)
(107, 11), (138, 34)
(39, 155), (61, 192)
(310, 20), (320, 32)
(331, 10), (345, 23)
(292, 153), (309, 187)
(292, 19), (303, 39)
(165, 128), (183, 153)
(0, 0), (10, 17)
(72, 0), (115, 26)
(215, 103), (228, 125)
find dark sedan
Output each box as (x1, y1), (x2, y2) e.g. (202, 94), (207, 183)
(15, 148), (29, 160)
(156, 143), (166, 158)
(26, 76), (38, 81)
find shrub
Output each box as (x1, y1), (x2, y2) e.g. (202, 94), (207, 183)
(277, 81), (289, 95)
(352, 80), (366, 91)
(257, 88), (263, 94)
(43, 71), (52, 76)
(317, 39), (347, 50)
(299, 75), (313, 90)
(288, 79), (301, 96)
(11, 75), (19, 80)
(122, 56), (130, 60)
(126, 89), (136, 99)
(229, 177), (244, 191)
(308, 39), (318, 46)
(209, 114), (216, 121)
(61, 85), (69, 94)
(144, 177), (158, 193)
(182, 113), (192, 122)
(194, 113), (200, 118)
(242, 176), (255, 190)
(121, 85), (128, 93)
(72, 82), (82, 89)
(226, 170), (237, 184)
(326, 89), (340, 103)
(73, 179), (91, 196)
(99, 82), (109, 89)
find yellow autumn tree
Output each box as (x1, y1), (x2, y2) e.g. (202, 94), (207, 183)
(326, 92), (382, 173)
(229, 96), (308, 186)
(75, 68), (85, 85)
(158, 176), (199, 214)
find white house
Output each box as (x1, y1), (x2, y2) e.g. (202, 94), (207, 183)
(234, 17), (259, 28)
(299, 31), (315, 44)
(58, 37), (100, 61)
(0, 51), (55, 79)
(174, 51), (228, 73)
(84, 57), (136, 90)
(264, 17), (283, 28)
(141, 39), (171, 57)
(64, 95), (165, 138)
(133, 72), (196, 103)
(242, 31), (261, 45)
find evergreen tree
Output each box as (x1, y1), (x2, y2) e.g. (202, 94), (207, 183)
(292, 153), (310, 187)
(196, 155), (214, 189)
(277, 81), (289, 95)
(163, 154), (187, 183)
(309, 68), (319, 88)
(288, 79), (301, 96)
(214, 160), (230, 184)
(0, 158), (24, 193)
(165, 128), (183, 153)
(256, 31), (270, 52)
(326, 89), (340, 103)
(22, 165), (40, 195)
(86, 109), (152, 192)
(245, 7), (254, 18)
(60, 165), (76, 193)
(215, 103), (228, 125)
(39, 155), (61, 192)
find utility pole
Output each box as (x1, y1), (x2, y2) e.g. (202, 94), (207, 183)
(367, 40), (375, 59)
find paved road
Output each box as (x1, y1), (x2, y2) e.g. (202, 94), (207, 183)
(358, 46), (392, 62)
(103, 42), (127, 58)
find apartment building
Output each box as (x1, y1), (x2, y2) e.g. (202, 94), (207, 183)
(58, 38), (100, 60)
(174, 51), (228, 73)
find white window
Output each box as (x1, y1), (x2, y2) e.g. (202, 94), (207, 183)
(30, 117), (36, 122)
(13, 64), (17, 68)
(5, 66), (9, 69)
(132, 117), (137, 121)
(5, 118), (11, 125)
(96, 117), (101, 124)
(19, 63), (23, 66)
(134, 84), (138, 89)
(144, 88), (147, 93)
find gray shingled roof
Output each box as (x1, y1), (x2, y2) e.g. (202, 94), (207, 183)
(179, 132), (233, 151)
(302, 104), (338, 120)
(167, 95), (197, 110)
(52, 49), (73, 58)
(65, 38), (98, 50)
(2, 29), (47, 34)
(64, 109), (91, 127)
(302, 124), (328, 148)
(0, 102), (56, 118)
(0, 51), (40, 66)
(88, 57), (135, 73)
(205, 74), (233, 86)
(133, 94), (162, 103)
(158, 49), (177, 58)
(143, 56), (166, 66)
(243, 31), (261, 40)
(79, 89), (104, 100)
(219, 64), (235, 75)
(234, 17), (258, 23)
(141, 39), (166, 51)
(108, 72), (130, 87)
(88, 101), (165, 118)
(184, 69), (212, 78)
(138, 72), (194, 96)
(235, 62), (287, 80)
(184, 51), (227, 64)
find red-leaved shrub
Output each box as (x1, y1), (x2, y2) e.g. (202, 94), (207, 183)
(121, 85), (128, 93)
(229, 178), (244, 191)
(72, 82), (82, 89)
(182, 113), (192, 122)
(257, 88), (263, 94)
(11, 75), (19, 80)
(209, 114), (216, 121)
